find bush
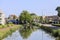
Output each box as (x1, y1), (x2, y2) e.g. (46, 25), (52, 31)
(0, 25), (7, 28)
(32, 22), (35, 25)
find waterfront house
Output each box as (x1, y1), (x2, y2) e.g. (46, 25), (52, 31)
(7, 14), (19, 24)
(45, 16), (59, 24)
(0, 10), (5, 25)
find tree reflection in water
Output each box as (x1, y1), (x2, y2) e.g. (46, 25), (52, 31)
(19, 28), (34, 39)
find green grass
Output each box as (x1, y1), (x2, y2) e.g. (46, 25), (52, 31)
(40, 25), (60, 38)
(0, 25), (7, 28)
(0, 24), (21, 40)
(52, 24), (60, 27)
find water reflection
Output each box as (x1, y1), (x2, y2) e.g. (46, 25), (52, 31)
(19, 28), (33, 39)
(3, 27), (56, 40)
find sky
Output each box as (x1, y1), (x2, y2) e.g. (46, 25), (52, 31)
(0, 0), (60, 17)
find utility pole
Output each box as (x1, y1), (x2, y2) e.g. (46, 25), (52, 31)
(42, 10), (43, 40)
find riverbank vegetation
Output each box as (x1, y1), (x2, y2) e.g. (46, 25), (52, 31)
(0, 24), (21, 40)
(32, 22), (60, 40)
(52, 24), (60, 27)
(40, 25), (60, 40)
(40, 26), (58, 37)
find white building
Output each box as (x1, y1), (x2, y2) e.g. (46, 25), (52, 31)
(0, 10), (5, 25)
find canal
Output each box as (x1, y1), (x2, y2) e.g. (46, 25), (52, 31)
(3, 28), (55, 40)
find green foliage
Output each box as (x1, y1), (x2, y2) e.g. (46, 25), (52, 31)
(55, 37), (60, 40)
(52, 24), (60, 27)
(0, 25), (7, 28)
(13, 15), (17, 19)
(31, 14), (40, 22)
(8, 22), (13, 24)
(19, 10), (32, 23)
(58, 12), (60, 17)
(56, 7), (60, 17)
(0, 25), (21, 40)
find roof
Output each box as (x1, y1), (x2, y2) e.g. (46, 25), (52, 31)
(45, 16), (59, 20)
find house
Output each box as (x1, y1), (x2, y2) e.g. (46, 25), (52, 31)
(8, 14), (17, 20)
(0, 10), (5, 25)
(45, 16), (59, 24)
(7, 14), (19, 24)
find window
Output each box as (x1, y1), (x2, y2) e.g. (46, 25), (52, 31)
(0, 13), (2, 17)
(0, 18), (2, 20)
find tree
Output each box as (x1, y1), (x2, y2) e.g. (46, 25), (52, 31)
(39, 16), (43, 23)
(56, 7), (60, 23)
(19, 10), (32, 23)
(56, 7), (60, 17)
(30, 13), (40, 23)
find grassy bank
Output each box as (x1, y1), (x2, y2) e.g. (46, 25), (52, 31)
(52, 24), (60, 27)
(0, 24), (21, 40)
(41, 26), (58, 37)
(40, 25), (60, 40)
(32, 23), (60, 40)
(32, 22), (41, 27)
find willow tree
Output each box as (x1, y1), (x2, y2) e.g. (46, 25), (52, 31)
(19, 10), (32, 24)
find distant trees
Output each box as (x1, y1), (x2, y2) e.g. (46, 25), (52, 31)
(13, 15), (17, 19)
(39, 16), (43, 23)
(30, 13), (40, 22)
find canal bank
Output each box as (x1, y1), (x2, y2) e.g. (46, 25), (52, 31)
(39, 24), (60, 40)
(33, 23), (60, 40)
(0, 24), (21, 40)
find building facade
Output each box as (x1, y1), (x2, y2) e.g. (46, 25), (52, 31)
(0, 11), (5, 25)
(43, 16), (59, 24)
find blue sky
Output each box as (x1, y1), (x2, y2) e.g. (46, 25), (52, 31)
(0, 0), (60, 17)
